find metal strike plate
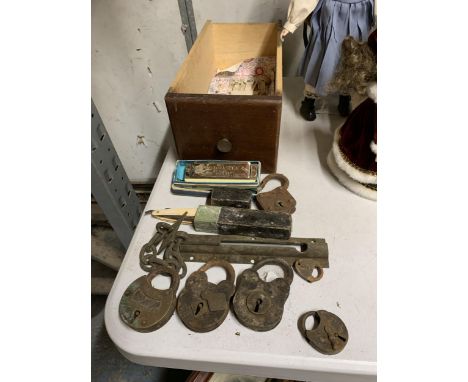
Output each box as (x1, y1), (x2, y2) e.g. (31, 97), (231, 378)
(168, 232), (329, 283)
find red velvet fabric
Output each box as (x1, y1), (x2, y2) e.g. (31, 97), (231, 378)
(338, 97), (377, 174)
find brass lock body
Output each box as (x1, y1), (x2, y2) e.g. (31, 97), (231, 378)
(119, 265), (180, 332)
(255, 174), (296, 214)
(177, 260), (236, 332)
(232, 258), (293, 332)
(298, 310), (348, 355)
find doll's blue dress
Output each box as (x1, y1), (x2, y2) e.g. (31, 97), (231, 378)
(299, 0), (374, 96)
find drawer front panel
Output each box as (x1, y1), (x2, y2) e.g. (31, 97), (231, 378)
(166, 94), (282, 173)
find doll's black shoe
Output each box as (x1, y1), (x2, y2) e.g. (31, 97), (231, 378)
(300, 97), (316, 121)
(338, 95), (351, 117)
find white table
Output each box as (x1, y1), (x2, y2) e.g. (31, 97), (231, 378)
(105, 78), (376, 381)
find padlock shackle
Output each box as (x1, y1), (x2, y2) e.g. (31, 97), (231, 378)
(257, 173), (289, 192)
(146, 264), (180, 291)
(298, 310), (319, 335)
(251, 258), (294, 285)
(198, 259), (236, 284)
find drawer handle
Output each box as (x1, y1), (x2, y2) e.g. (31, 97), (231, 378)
(217, 138), (232, 153)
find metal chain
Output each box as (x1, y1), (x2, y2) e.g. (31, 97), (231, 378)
(164, 237), (187, 278)
(139, 218), (187, 277)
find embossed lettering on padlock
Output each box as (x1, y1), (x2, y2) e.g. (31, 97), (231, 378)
(177, 260), (235, 332)
(232, 258), (293, 332)
(255, 174), (296, 214)
(298, 310), (348, 355)
(119, 265), (180, 332)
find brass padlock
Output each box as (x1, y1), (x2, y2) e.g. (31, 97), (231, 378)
(298, 310), (348, 355)
(255, 174), (296, 214)
(177, 260), (235, 332)
(119, 265), (180, 332)
(232, 258), (293, 331)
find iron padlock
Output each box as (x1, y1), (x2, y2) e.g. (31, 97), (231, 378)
(232, 258), (293, 331)
(119, 265), (180, 332)
(177, 260), (235, 332)
(255, 174), (296, 214)
(298, 310), (348, 355)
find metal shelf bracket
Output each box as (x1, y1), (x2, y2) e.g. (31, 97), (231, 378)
(91, 100), (142, 249)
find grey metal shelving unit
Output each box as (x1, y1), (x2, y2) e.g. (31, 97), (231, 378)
(91, 100), (142, 250)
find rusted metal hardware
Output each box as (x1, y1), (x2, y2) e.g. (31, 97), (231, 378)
(232, 258), (293, 331)
(119, 265), (180, 332)
(210, 187), (253, 209)
(294, 258), (324, 283)
(255, 174), (296, 214)
(167, 232), (328, 283)
(177, 260), (235, 332)
(138, 216), (328, 283)
(139, 214), (188, 278)
(298, 310), (348, 355)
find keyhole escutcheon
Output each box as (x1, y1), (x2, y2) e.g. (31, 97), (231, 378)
(254, 298), (263, 313)
(195, 302), (203, 316)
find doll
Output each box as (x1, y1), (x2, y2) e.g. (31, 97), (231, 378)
(326, 29), (377, 200)
(281, 0), (375, 120)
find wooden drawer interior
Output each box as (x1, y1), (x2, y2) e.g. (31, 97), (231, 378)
(168, 21), (282, 96)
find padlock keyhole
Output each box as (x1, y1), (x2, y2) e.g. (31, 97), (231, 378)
(129, 310), (140, 323)
(254, 298), (263, 313)
(195, 302), (204, 316)
(276, 200), (284, 207)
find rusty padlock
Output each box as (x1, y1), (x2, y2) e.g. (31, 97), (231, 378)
(255, 174), (296, 214)
(177, 260), (236, 332)
(232, 258), (293, 332)
(119, 265), (180, 332)
(298, 310), (348, 355)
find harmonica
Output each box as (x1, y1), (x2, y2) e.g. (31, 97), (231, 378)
(175, 160), (260, 184)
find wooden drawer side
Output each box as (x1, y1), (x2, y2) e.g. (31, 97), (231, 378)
(168, 22), (217, 94)
(212, 23), (278, 70)
(169, 22), (282, 96)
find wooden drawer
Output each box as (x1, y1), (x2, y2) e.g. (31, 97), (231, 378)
(165, 21), (283, 173)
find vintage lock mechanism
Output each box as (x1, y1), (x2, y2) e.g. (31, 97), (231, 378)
(119, 265), (180, 332)
(177, 260), (235, 332)
(255, 174), (296, 214)
(298, 310), (348, 355)
(170, 232), (329, 284)
(232, 258), (293, 332)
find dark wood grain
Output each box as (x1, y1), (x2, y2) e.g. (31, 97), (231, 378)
(165, 93), (282, 173)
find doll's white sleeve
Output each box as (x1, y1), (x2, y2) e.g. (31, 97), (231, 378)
(283, 0), (319, 34)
